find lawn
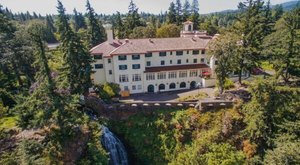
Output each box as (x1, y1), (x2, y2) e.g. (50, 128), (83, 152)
(177, 92), (209, 101)
(261, 61), (274, 71)
(0, 116), (18, 130)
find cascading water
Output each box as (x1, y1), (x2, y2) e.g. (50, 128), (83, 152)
(101, 126), (129, 165)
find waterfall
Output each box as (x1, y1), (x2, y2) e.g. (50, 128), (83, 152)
(101, 126), (129, 165)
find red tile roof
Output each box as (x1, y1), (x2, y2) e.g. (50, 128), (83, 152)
(90, 37), (212, 57)
(144, 64), (210, 73)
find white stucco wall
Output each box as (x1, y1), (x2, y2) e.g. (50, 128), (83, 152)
(92, 58), (106, 84)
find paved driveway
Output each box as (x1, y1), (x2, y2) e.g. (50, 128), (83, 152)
(119, 88), (215, 103)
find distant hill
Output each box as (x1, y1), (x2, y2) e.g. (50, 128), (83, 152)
(280, 0), (300, 11)
(207, 0), (299, 15)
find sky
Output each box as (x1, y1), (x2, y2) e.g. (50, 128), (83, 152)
(0, 0), (292, 15)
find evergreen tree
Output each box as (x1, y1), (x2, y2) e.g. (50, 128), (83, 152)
(73, 8), (86, 31)
(175, 0), (183, 25)
(25, 11), (32, 20)
(272, 4), (284, 21)
(233, 0), (265, 83)
(114, 12), (125, 39)
(168, 2), (176, 24)
(86, 0), (105, 47)
(262, 0), (273, 36)
(125, 0), (141, 37)
(56, 0), (92, 94)
(32, 12), (38, 19)
(191, 0), (200, 29)
(263, 7), (300, 82)
(182, 0), (191, 22)
(45, 15), (57, 43)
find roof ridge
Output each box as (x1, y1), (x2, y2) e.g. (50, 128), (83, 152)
(90, 41), (107, 52)
(109, 41), (128, 55)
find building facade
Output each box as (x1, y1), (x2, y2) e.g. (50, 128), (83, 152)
(90, 21), (218, 94)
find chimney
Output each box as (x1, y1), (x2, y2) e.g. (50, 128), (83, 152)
(104, 24), (113, 44)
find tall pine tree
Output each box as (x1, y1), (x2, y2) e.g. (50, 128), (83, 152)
(168, 2), (176, 24)
(73, 8), (86, 31)
(56, 0), (92, 94)
(175, 0), (183, 25)
(86, 0), (105, 47)
(183, 0), (191, 22)
(191, 0), (200, 29)
(125, 0), (141, 37)
(233, 0), (265, 83)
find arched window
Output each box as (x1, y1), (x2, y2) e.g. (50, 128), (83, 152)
(169, 83), (176, 89)
(180, 82), (186, 88)
(190, 81), (196, 89)
(148, 85), (154, 93)
(159, 84), (165, 91)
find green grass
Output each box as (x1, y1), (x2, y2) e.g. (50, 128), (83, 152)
(177, 92), (209, 101)
(0, 116), (18, 130)
(261, 61), (274, 71)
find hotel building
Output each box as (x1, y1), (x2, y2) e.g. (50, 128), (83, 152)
(90, 21), (218, 94)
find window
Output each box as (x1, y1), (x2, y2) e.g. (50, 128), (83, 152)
(145, 52), (152, 57)
(132, 54), (140, 60)
(146, 73), (155, 80)
(132, 74), (141, 82)
(193, 59), (197, 63)
(118, 55), (127, 60)
(161, 60), (165, 65)
(177, 59), (181, 64)
(132, 85), (136, 90)
(170, 60), (173, 64)
(119, 75), (129, 82)
(109, 70), (112, 75)
(215, 60), (218, 65)
(124, 86), (129, 90)
(94, 64), (103, 69)
(168, 72), (177, 79)
(146, 61), (151, 66)
(157, 72), (166, 79)
(132, 64), (141, 69)
(169, 83), (176, 89)
(176, 51), (183, 56)
(138, 85), (142, 90)
(192, 50), (199, 55)
(179, 71), (187, 78)
(170, 51), (173, 55)
(108, 59), (111, 63)
(180, 82), (186, 88)
(159, 52), (167, 56)
(201, 58), (205, 63)
(186, 59), (189, 63)
(201, 50), (206, 54)
(187, 50), (190, 54)
(190, 70), (198, 77)
(119, 65), (127, 70)
(94, 54), (102, 60)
